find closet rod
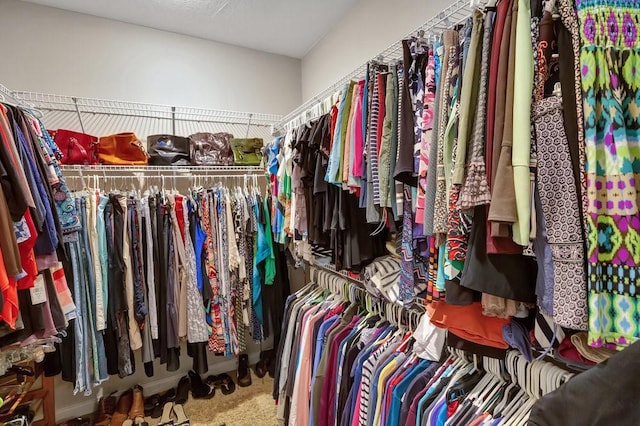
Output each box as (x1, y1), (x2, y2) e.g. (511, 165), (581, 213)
(64, 174), (261, 180)
(276, 0), (472, 131)
(310, 263), (428, 310)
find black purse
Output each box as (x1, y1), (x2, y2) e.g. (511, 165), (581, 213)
(147, 135), (191, 166)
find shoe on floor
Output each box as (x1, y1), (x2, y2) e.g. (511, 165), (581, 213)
(129, 385), (149, 425)
(189, 370), (215, 399)
(237, 354), (252, 387)
(110, 389), (133, 426)
(175, 375), (191, 405)
(206, 373), (236, 395)
(94, 393), (117, 426)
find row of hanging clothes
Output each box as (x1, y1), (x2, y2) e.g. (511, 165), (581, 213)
(0, 102), (77, 374)
(52, 172), (291, 396)
(267, 0), (640, 361)
(274, 267), (582, 426)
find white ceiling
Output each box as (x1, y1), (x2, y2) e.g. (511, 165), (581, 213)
(20, 0), (358, 58)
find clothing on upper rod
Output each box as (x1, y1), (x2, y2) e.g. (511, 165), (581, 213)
(0, 102), (78, 379)
(53, 178), (291, 396)
(0, 96), (290, 395)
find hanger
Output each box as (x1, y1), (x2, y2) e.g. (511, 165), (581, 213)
(493, 352), (519, 418)
(499, 355), (531, 425)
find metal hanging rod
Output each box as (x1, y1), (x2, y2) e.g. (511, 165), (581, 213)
(64, 174), (261, 180)
(276, 0), (472, 131)
(311, 261), (364, 285)
(13, 91), (282, 127)
(60, 165), (265, 173)
(310, 259), (428, 307)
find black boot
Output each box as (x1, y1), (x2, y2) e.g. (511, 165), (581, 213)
(237, 354), (252, 387)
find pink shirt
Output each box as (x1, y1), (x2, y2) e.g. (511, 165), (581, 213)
(289, 304), (325, 426)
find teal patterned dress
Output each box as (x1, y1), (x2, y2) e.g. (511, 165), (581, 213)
(578, 0), (640, 349)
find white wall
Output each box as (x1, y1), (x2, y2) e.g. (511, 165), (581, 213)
(0, 1), (302, 421)
(0, 0), (301, 115)
(301, 0), (450, 101)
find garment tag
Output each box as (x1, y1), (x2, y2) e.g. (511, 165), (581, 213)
(30, 276), (47, 305)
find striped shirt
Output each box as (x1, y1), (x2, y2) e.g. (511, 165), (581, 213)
(358, 334), (401, 426)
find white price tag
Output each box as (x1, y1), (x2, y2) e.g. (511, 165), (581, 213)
(30, 275), (47, 305)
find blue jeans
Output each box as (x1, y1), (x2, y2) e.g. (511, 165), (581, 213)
(67, 233), (90, 395)
(79, 197), (109, 385)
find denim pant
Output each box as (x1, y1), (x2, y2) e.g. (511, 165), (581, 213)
(97, 195), (110, 329)
(79, 197), (109, 385)
(66, 232), (90, 395)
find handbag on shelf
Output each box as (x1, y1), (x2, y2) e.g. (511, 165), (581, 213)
(52, 129), (99, 165)
(189, 132), (234, 166)
(98, 132), (149, 165)
(147, 134), (191, 166)
(230, 138), (264, 166)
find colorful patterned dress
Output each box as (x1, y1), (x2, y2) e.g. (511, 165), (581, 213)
(578, 0), (640, 349)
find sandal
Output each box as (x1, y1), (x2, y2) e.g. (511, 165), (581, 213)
(123, 418), (148, 426)
(189, 370), (215, 399)
(172, 404), (190, 426)
(158, 402), (174, 426)
(206, 373), (236, 395)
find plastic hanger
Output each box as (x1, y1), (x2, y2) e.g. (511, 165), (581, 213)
(500, 356), (532, 426)
(493, 352), (519, 417)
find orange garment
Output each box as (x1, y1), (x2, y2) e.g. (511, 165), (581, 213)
(428, 301), (510, 349)
(0, 248), (20, 329)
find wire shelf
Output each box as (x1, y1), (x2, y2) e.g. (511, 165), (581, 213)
(276, 0), (473, 131)
(14, 91), (282, 127)
(0, 84), (31, 108)
(60, 165), (265, 174)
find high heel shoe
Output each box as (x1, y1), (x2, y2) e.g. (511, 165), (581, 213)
(188, 370), (215, 399)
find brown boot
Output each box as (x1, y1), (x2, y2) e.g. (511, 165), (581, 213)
(94, 394), (117, 426)
(128, 385), (146, 423)
(111, 389), (133, 426)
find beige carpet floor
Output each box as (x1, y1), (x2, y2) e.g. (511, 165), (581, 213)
(145, 373), (277, 426)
